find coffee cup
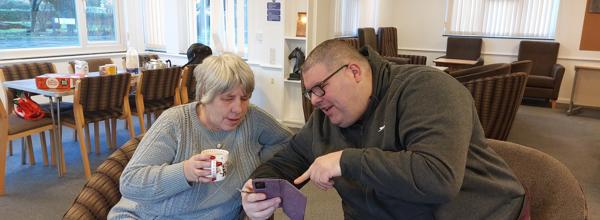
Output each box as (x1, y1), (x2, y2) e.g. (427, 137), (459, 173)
(200, 149), (229, 182)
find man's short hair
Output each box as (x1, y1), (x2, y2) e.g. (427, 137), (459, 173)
(302, 39), (368, 73)
(193, 53), (254, 104)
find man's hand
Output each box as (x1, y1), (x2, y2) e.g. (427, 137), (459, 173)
(183, 154), (214, 183)
(241, 179), (281, 220)
(293, 150), (343, 190)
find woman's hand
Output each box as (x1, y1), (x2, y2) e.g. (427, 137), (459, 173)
(241, 179), (281, 220)
(183, 154), (215, 183)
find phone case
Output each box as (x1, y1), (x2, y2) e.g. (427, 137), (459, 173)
(253, 178), (307, 220)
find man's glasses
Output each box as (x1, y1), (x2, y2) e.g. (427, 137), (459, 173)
(303, 64), (349, 99)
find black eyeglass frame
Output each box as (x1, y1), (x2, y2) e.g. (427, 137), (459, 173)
(303, 64), (349, 99)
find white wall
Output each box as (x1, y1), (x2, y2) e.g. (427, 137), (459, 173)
(390, 0), (600, 104)
(245, 0), (286, 121)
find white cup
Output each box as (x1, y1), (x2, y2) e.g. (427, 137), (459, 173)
(200, 149), (229, 182)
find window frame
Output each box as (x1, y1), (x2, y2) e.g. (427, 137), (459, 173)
(0, 0), (126, 61)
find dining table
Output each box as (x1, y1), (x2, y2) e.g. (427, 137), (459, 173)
(2, 72), (136, 176)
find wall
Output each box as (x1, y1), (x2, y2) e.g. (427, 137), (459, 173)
(245, 0), (286, 120)
(390, 0), (600, 104)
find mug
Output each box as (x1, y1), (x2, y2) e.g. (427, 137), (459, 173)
(99, 64), (117, 75)
(200, 149), (229, 182)
(105, 64), (117, 75)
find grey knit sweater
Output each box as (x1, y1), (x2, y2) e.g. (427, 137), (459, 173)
(108, 102), (291, 220)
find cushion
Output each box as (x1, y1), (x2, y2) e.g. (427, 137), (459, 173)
(526, 75), (555, 88)
(7, 113), (53, 135)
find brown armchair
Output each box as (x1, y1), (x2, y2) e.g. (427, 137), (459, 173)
(451, 63), (528, 140)
(357, 28), (410, 65)
(436, 37), (484, 70)
(63, 135), (142, 220)
(377, 27), (427, 65)
(487, 139), (588, 219)
(517, 41), (564, 106)
(450, 63), (509, 83)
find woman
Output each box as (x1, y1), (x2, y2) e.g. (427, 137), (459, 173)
(109, 53), (291, 219)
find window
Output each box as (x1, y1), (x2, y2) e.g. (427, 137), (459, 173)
(142, 0), (166, 50)
(196, 0), (247, 56)
(445, 0), (561, 39)
(334, 0), (359, 37)
(0, 0), (124, 59)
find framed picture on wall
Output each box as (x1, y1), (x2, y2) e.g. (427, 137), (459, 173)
(590, 0), (600, 13)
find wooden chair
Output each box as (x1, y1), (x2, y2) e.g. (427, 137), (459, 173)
(61, 74), (135, 179)
(1, 96), (56, 195)
(180, 64), (199, 104)
(68, 58), (114, 73)
(130, 67), (182, 133)
(0, 63), (58, 164)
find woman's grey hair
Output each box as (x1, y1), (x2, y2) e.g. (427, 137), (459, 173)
(193, 53), (255, 104)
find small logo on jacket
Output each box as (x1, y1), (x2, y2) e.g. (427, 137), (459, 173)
(378, 125), (385, 132)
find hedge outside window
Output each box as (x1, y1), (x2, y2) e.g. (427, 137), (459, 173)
(0, 0), (118, 49)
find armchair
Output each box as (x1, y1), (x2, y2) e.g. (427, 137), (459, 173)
(517, 41), (564, 107)
(435, 37), (484, 70)
(357, 28), (410, 65)
(487, 139), (587, 219)
(377, 27), (427, 65)
(63, 135), (142, 219)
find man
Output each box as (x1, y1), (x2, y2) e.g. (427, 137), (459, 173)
(242, 40), (525, 219)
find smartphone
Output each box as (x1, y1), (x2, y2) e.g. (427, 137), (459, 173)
(252, 178), (307, 220)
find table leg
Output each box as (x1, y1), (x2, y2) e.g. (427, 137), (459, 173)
(57, 97), (66, 172)
(48, 97), (65, 176)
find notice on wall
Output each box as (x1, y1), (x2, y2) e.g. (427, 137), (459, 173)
(267, 1), (281, 22)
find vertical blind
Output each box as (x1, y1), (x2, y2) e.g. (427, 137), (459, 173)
(446, 0), (560, 39)
(142, 0), (166, 50)
(334, 0), (359, 37)
(210, 0), (247, 56)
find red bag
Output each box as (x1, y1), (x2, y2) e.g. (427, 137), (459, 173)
(14, 93), (45, 120)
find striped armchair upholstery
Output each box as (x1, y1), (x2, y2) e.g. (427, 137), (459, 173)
(462, 70), (528, 140)
(377, 27), (427, 65)
(357, 28), (417, 65)
(131, 67), (182, 133)
(451, 63), (510, 83)
(63, 135), (142, 220)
